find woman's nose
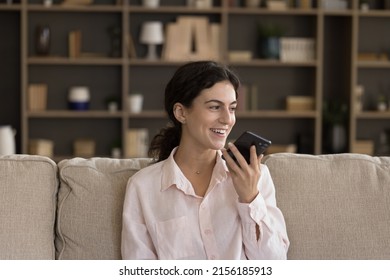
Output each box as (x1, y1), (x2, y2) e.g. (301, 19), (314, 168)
(220, 108), (235, 124)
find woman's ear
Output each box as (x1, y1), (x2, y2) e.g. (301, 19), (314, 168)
(173, 103), (187, 124)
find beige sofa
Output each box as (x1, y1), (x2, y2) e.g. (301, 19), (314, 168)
(0, 153), (389, 260)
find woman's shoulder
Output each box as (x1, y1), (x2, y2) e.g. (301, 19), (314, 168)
(131, 160), (164, 180)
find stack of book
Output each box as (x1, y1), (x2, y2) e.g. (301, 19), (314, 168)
(162, 16), (221, 61)
(125, 129), (149, 158)
(286, 96), (315, 111)
(28, 84), (47, 111)
(236, 84), (259, 112)
(280, 37), (315, 62)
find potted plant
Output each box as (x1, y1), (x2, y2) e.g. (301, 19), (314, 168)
(258, 23), (284, 59)
(323, 99), (348, 153)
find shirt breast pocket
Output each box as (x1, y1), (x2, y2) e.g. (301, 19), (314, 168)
(155, 216), (195, 259)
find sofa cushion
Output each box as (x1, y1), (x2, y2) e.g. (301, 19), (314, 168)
(0, 155), (58, 259)
(56, 157), (151, 259)
(263, 153), (390, 259)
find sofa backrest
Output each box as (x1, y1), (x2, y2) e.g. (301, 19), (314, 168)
(55, 157), (152, 260)
(263, 153), (390, 260)
(0, 155), (58, 260)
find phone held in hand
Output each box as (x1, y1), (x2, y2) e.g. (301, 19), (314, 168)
(224, 131), (272, 164)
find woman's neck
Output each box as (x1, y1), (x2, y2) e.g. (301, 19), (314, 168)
(174, 145), (217, 176)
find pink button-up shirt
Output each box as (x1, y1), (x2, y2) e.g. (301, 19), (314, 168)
(121, 148), (289, 260)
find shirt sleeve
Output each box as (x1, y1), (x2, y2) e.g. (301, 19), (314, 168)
(236, 164), (290, 259)
(121, 176), (157, 260)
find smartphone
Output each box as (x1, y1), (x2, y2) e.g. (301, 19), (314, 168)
(224, 131), (272, 164)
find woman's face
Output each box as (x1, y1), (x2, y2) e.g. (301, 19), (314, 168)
(179, 81), (237, 151)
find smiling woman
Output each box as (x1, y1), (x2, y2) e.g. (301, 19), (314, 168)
(121, 60), (289, 260)
(148, 61), (240, 162)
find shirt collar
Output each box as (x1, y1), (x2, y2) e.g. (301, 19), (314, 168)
(160, 148), (230, 194)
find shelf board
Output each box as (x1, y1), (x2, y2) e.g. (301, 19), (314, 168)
(358, 10), (390, 17)
(236, 110), (317, 118)
(229, 59), (317, 67)
(27, 56), (318, 69)
(128, 6), (222, 14)
(227, 7), (318, 15)
(128, 59), (318, 67)
(0, 4), (21, 11)
(28, 56), (123, 65)
(357, 60), (390, 68)
(27, 110), (317, 119)
(127, 110), (167, 118)
(356, 111), (390, 119)
(27, 110), (123, 118)
(128, 59), (184, 66)
(27, 4), (123, 13)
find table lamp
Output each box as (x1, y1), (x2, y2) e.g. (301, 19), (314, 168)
(140, 21), (164, 60)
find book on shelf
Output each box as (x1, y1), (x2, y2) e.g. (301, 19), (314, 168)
(210, 23), (222, 61)
(125, 129), (149, 158)
(126, 33), (137, 58)
(161, 23), (180, 61)
(237, 84), (249, 112)
(28, 83), (47, 111)
(249, 84), (258, 111)
(286, 96), (315, 111)
(280, 37), (315, 62)
(162, 16), (220, 61)
(68, 30), (82, 58)
(228, 50), (252, 62)
(236, 84), (258, 111)
(267, 0), (288, 10)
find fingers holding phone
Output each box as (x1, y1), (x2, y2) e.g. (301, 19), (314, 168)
(222, 131), (271, 203)
(222, 143), (262, 203)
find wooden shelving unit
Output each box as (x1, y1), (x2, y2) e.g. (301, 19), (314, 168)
(349, 0), (390, 155)
(1, 0), (389, 159)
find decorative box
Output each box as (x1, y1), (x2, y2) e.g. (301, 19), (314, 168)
(286, 96), (315, 111)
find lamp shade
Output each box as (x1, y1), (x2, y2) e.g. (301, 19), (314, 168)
(140, 21), (164, 45)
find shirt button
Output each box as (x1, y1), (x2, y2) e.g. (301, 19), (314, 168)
(210, 255), (216, 260)
(204, 229), (212, 235)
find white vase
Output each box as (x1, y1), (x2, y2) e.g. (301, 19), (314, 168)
(330, 124), (346, 153)
(128, 94), (144, 113)
(0, 125), (16, 155)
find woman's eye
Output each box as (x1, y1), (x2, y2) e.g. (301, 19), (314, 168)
(210, 105), (220, 110)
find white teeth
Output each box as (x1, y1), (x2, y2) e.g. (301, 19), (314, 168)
(211, 129), (226, 134)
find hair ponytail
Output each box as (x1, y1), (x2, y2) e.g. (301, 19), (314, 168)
(148, 122), (181, 162)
